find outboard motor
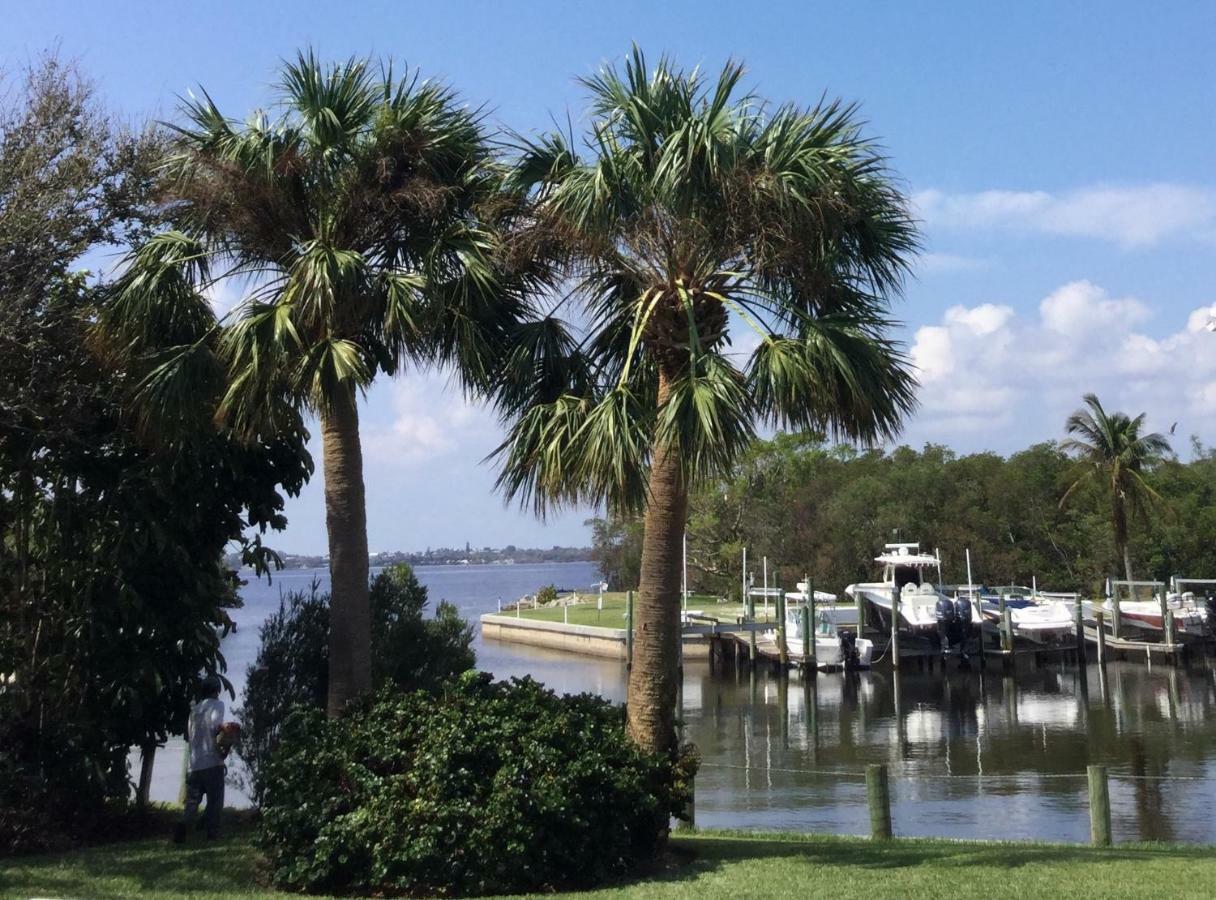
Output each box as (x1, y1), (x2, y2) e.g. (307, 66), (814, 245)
(839, 629), (860, 670)
(935, 594), (955, 655)
(951, 596), (974, 665)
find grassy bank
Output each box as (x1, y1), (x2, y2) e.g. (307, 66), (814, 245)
(4, 817), (1215, 900)
(509, 592), (775, 628)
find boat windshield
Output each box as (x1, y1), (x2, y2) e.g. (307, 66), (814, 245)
(893, 565), (922, 590)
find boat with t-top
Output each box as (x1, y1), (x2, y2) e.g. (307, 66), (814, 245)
(844, 543), (949, 633)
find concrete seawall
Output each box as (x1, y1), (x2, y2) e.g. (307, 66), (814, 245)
(480, 613), (710, 659)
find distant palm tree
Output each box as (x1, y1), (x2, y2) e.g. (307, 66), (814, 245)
(1060, 393), (1170, 584)
(100, 52), (521, 714)
(494, 49), (918, 756)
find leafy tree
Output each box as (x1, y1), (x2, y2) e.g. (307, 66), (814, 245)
(1061, 393), (1171, 584)
(99, 52), (524, 715)
(586, 513), (644, 591)
(235, 564), (474, 803)
(0, 56), (308, 851)
(495, 49), (917, 755)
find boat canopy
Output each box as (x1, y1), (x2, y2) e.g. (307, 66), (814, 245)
(874, 543), (938, 567)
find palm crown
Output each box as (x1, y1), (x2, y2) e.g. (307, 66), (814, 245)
(496, 48), (918, 514)
(102, 50), (514, 431)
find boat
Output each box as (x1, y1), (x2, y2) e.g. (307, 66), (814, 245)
(1084, 594), (1209, 636)
(844, 543), (948, 633)
(961, 585), (1076, 644)
(769, 600), (874, 669)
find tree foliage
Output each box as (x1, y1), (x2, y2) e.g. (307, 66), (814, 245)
(0, 55), (308, 853)
(234, 564), (475, 804)
(591, 431), (1207, 599)
(257, 674), (693, 896)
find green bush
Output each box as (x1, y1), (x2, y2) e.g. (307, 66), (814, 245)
(535, 583), (559, 605)
(257, 673), (695, 896)
(234, 565), (474, 804)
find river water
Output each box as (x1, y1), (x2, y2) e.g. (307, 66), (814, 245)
(146, 561), (1216, 844)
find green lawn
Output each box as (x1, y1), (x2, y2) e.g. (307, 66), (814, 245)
(5, 817), (1214, 900)
(507, 592), (776, 628)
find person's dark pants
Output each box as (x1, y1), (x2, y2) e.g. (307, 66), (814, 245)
(180, 765), (224, 839)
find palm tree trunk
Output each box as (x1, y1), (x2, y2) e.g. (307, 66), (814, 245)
(627, 371), (686, 758)
(322, 383), (371, 716)
(1113, 498), (1134, 585)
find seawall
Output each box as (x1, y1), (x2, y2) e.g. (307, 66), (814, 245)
(479, 613), (711, 659)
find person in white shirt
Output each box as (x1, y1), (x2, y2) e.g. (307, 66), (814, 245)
(174, 674), (226, 843)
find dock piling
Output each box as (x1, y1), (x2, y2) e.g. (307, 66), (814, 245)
(1088, 764), (1112, 847)
(807, 574), (817, 672)
(866, 764), (893, 839)
(891, 588), (901, 671)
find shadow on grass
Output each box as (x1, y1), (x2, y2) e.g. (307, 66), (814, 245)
(0, 810), (267, 900)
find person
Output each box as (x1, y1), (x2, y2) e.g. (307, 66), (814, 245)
(174, 674), (226, 843)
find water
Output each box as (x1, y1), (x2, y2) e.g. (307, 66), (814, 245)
(146, 562), (1216, 844)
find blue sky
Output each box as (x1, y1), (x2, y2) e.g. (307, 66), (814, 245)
(6, 1), (1215, 552)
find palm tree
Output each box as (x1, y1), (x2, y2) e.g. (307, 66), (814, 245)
(1061, 393), (1170, 585)
(99, 52), (520, 715)
(494, 49), (918, 756)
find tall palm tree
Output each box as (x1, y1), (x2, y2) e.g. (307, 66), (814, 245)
(99, 52), (520, 715)
(495, 49), (918, 756)
(1061, 393), (1170, 585)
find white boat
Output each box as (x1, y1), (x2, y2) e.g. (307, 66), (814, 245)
(968, 586), (1076, 644)
(768, 603), (873, 669)
(1083, 595), (1209, 636)
(844, 543), (947, 633)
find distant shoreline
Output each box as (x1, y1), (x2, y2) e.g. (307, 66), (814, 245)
(227, 550), (597, 570)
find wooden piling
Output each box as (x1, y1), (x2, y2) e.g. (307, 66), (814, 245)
(1161, 586), (1175, 648)
(1088, 764), (1112, 847)
(891, 588), (901, 671)
(1001, 605), (1014, 654)
(800, 603), (811, 661)
(777, 589), (789, 667)
(807, 574), (817, 671)
(866, 764), (893, 839)
(1095, 610), (1107, 668)
(1110, 579), (1121, 641)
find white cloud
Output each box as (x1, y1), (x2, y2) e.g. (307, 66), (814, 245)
(906, 281), (1216, 445)
(913, 183), (1216, 249)
(362, 373), (494, 466)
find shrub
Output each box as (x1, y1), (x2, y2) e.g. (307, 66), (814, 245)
(257, 673), (695, 896)
(535, 583), (559, 605)
(234, 565), (474, 803)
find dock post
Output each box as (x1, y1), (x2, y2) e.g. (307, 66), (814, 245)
(866, 764), (893, 839)
(1001, 605), (1014, 655)
(807, 574), (817, 672)
(1095, 609), (1107, 666)
(800, 603), (811, 662)
(890, 587), (901, 671)
(1088, 764), (1112, 847)
(1161, 586), (1175, 649)
(625, 590), (634, 670)
(1075, 595), (1088, 688)
(1109, 577), (1121, 641)
(777, 588), (789, 668)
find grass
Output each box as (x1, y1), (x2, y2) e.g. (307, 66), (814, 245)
(5, 815), (1215, 900)
(506, 592), (776, 629)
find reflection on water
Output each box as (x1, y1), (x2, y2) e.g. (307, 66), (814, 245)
(683, 656), (1216, 843)
(142, 562), (1216, 843)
